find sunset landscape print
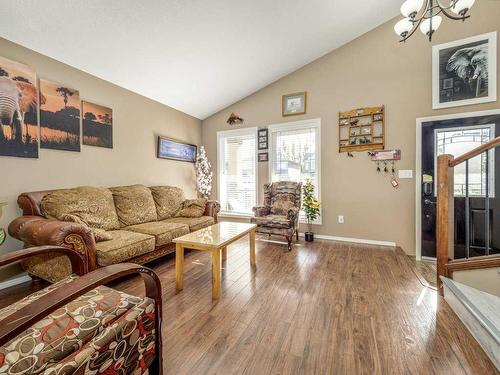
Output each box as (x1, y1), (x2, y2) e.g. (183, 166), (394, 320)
(82, 100), (113, 148)
(40, 79), (80, 151)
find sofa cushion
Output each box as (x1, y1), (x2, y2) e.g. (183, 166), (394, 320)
(60, 214), (113, 242)
(96, 230), (155, 266)
(265, 181), (302, 216)
(150, 186), (185, 220)
(110, 185), (158, 226)
(176, 198), (207, 218)
(0, 276), (154, 375)
(163, 215), (214, 232)
(124, 221), (190, 247)
(251, 214), (292, 229)
(41, 186), (120, 231)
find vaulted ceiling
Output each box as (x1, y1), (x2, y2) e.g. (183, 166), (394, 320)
(1, 0), (401, 119)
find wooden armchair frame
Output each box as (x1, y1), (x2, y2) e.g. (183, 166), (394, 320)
(0, 245), (163, 375)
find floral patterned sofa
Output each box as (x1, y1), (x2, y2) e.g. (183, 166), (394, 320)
(9, 184), (220, 282)
(0, 246), (162, 374)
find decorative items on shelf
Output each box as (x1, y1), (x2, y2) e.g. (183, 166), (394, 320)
(339, 106), (385, 153)
(227, 112), (244, 126)
(282, 92), (307, 116)
(302, 179), (320, 242)
(258, 128), (268, 150)
(394, 0), (475, 43)
(195, 146), (212, 198)
(258, 152), (268, 162)
(0, 202), (7, 246)
(368, 149), (401, 188)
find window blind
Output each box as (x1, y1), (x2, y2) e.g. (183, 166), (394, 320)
(270, 122), (320, 220)
(218, 130), (256, 215)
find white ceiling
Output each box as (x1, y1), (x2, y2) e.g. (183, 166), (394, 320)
(0, 1), (400, 119)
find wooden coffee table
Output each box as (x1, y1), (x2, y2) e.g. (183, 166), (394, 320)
(173, 222), (257, 300)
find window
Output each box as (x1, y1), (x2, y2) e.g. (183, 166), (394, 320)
(217, 128), (257, 215)
(435, 125), (495, 197)
(269, 119), (321, 222)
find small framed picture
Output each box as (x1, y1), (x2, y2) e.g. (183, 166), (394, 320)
(258, 152), (268, 162)
(282, 92), (307, 116)
(257, 128), (268, 150)
(258, 129), (268, 138)
(432, 32), (497, 109)
(258, 142), (268, 150)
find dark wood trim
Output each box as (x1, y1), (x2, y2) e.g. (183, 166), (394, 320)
(446, 255), (500, 276)
(0, 245), (87, 275)
(449, 136), (500, 167)
(436, 154), (455, 294)
(0, 263), (163, 374)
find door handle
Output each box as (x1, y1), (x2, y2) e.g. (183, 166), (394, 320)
(424, 199), (436, 205)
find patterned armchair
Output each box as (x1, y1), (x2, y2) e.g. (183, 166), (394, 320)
(251, 181), (302, 251)
(0, 246), (163, 375)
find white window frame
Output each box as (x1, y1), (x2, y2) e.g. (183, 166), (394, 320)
(217, 127), (258, 218)
(433, 123), (495, 198)
(268, 118), (322, 224)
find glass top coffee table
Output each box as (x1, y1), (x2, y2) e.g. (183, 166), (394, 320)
(173, 222), (257, 300)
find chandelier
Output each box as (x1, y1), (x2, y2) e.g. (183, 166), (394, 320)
(394, 0), (475, 42)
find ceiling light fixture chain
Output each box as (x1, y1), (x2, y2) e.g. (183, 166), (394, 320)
(394, 0), (475, 42)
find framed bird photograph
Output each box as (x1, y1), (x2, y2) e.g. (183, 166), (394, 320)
(432, 32), (497, 109)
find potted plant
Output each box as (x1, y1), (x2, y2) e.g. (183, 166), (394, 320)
(302, 179), (320, 242)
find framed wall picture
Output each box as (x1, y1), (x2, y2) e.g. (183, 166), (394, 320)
(0, 55), (39, 158)
(82, 101), (113, 148)
(258, 152), (268, 162)
(282, 92), (307, 116)
(157, 136), (197, 162)
(432, 32), (497, 109)
(40, 79), (80, 152)
(258, 128), (268, 150)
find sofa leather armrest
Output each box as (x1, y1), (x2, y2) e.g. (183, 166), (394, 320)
(8, 216), (98, 271)
(253, 206), (270, 217)
(204, 200), (221, 222)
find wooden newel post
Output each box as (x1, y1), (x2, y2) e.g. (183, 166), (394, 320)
(436, 154), (455, 295)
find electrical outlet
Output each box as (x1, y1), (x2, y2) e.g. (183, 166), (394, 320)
(338, 215), (344, 224)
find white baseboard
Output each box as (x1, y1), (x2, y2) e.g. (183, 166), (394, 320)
(0, 274), (32, 290)
(299, 233), (396, 247)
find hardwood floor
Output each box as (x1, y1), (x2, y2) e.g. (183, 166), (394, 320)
(1, 237), (498, 374)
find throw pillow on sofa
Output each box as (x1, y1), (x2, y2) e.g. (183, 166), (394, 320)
(41, 186), (121, 231)
(150, 186), (185, 220)
(111, 185), (158, 226)
(176, 198), (207, 218)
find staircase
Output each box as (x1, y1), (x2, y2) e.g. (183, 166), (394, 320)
(441, 277), (500, 370)
(436, 136), (500, 371)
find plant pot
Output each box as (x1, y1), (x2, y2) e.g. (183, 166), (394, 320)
(305, 231), (314, 242)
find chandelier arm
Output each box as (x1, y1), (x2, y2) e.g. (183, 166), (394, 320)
(435, 0), (458, 11)
(439, 7), (470, 21)
(400, 17), (424, 43)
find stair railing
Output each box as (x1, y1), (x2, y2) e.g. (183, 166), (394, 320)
(436, 136), (500, 294)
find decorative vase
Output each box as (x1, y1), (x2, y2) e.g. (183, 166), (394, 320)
(305, 231), (314, 242)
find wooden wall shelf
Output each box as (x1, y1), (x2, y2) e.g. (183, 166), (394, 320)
(338, 106), (385, 153)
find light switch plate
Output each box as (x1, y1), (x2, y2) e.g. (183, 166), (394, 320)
(398, 170), (413, 179)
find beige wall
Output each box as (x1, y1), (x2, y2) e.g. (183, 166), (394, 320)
(453, 268), (500, 297)
(202, 1), (500, 255)
(0, 37), (202, 257)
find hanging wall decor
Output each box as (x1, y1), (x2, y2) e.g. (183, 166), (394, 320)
(338, 106), (385, 153)
(82, 100), (113, 148)
(40, 79), (81, 152)
(432, 32), (497, 109)
(282, 92), (307, 116)
(368, 149), (401, 188)
(258, 128), (268, 150)
(0, 55), (39, 158)
(157, 136), (197, 162)
(227, 112), (244, 126)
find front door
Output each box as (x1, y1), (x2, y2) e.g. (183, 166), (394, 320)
(420, 113), (500, 259)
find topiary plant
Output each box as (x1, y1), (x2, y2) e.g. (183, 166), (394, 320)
(302, 179), (320, 233)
